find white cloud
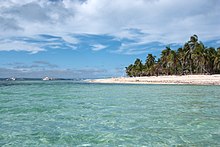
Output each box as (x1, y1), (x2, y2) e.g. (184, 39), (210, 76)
(62, 34), (79, 44)
(0, 0), (220, 53)
(0, 34), (77, 53)
(91, 44), (107, 51)
(0, 67), (109, 78)
(0, 39), (45, 53)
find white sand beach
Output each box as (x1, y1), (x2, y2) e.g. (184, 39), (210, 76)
(88, 75), (220, 85)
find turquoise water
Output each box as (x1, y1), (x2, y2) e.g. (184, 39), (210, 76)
(0, 81), (220, 146)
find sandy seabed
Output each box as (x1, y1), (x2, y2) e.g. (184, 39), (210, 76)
(88, 75), (220, 85)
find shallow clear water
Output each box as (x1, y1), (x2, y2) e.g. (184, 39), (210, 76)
(0, 81), (220, 146)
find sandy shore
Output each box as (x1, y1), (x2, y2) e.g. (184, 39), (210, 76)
(87, 75), (220, 85)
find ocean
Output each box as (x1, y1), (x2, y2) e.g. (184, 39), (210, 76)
(0, 80), (220, 146)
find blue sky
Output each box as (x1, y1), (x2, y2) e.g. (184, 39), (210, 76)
(0, 0), (220, 78)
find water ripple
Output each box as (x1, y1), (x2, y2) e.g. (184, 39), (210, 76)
(0, 81), (220, 146)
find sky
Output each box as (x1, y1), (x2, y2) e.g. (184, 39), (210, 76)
(0, 0), (220, 78)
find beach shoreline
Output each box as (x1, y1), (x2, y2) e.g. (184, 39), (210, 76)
(87, 75), (220, 85)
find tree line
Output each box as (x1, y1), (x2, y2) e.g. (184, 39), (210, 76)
(125, 35), (220, 77)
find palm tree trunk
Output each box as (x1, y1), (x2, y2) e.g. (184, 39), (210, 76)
(190, 56), (193, 74)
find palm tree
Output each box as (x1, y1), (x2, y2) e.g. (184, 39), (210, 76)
(183, 34), (199, 74)
(125, 64), (134, 77)
(214, 48), (220, 73)
(191, 41), (206, 74)
(160, 46), (175, 75)
(204, 47), (217, 74)
(160, 47), (170, 75)
(177, 47), (186, 75)
(125, 35), (220, 77)
(184, 43), (193, 74)
(168, 50), (178, 75)
(144, 54), (156, 76)
(145, 54), (156, 68)
(133, 58), (144, 77)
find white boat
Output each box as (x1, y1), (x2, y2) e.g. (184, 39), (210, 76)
(6, 77), (16, 81)
(11, 77), (16, 81)
(42, 76), (51, 81)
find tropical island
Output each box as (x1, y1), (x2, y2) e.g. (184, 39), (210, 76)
(126, 35), (220, 77)
(90, 35), (220, 85)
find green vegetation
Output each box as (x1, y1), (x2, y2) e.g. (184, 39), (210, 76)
(126, 35), (220, 77)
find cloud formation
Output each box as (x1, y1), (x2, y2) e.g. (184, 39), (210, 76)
(91, 44), (107, 51)
(0, 67), (109, 78)
(0, 34), (76, 53)
(1, 60), (111, 78)
(0, 0), (220, 54)
(5, 61), (58, 71)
